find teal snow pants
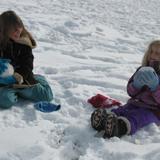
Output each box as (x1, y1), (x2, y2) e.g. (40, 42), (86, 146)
(0, 75), (54, 109)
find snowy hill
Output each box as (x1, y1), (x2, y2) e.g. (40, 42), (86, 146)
(0, 0), (160, 159)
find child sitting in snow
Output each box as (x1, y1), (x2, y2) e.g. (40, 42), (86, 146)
(90, 40), (160, 138)
(0, 10), (53, 109)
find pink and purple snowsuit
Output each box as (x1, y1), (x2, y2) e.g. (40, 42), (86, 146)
(112, 67), (160, 135)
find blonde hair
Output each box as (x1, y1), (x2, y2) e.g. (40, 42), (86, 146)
(142, 40), (160, 66)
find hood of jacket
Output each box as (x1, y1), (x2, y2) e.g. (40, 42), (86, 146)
(15, 34), (36, 49)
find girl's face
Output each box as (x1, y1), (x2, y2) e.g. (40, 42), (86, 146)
(9, 26), (23, 41)
(148, 44), (160, 74)
(149, 44), (160, 61)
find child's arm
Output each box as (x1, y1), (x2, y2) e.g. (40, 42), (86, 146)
(127, 67), (142, 97)
(152, 86), (160, 104)
(127, 80), (141, 97)
(15, 46), (37, 84)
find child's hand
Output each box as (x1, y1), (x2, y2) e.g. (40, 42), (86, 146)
(133, 66), (159, 91)
(13, 72), (23, 84)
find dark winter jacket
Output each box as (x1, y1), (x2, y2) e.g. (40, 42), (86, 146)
(0, 34), (38, 87)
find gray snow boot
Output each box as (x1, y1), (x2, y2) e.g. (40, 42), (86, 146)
(91, 109), (128, 138)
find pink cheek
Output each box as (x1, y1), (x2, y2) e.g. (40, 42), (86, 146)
(14, 32), (20, 39)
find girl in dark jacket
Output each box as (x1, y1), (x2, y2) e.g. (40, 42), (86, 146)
(0, 10), (53, 108)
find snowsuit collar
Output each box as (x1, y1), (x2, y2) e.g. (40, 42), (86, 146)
(15, 34), (36, 49)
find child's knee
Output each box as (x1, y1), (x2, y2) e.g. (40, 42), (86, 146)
(34, 75), (48, 85)
(33, 75), (54, 101)
(46, 91), (54, 101)
(0, 92), (17, 109)
(0, 103), (13, 109)
(38, 88), (54, 102)
(30, 84), (54, 102)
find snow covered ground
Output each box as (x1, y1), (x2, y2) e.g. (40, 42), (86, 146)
(0, 0), (160, 159)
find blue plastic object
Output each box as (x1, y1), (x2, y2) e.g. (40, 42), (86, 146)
(34, 101), (61, 112)
(0, 76), (16, 85)
(0, 59), (10, 75)
(0, 59), (11, 63)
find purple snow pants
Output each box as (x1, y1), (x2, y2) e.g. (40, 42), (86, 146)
(112, 104), (160, 135)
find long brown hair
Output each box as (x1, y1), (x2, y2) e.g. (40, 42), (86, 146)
(142, 40), (160, 66)
(0, 10), (36, 49)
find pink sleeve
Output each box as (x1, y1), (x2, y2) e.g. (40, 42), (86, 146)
(152, 86), (160, 104)
(127, 82), (141, 97)
(126, 67), (142, 97)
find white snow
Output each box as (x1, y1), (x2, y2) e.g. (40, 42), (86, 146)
(1, 0), (160, 159)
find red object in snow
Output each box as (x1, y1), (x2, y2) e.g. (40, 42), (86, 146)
(88, 94), (122, 108)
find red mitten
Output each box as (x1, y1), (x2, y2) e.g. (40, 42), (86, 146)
(88, 94), (122, 108)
